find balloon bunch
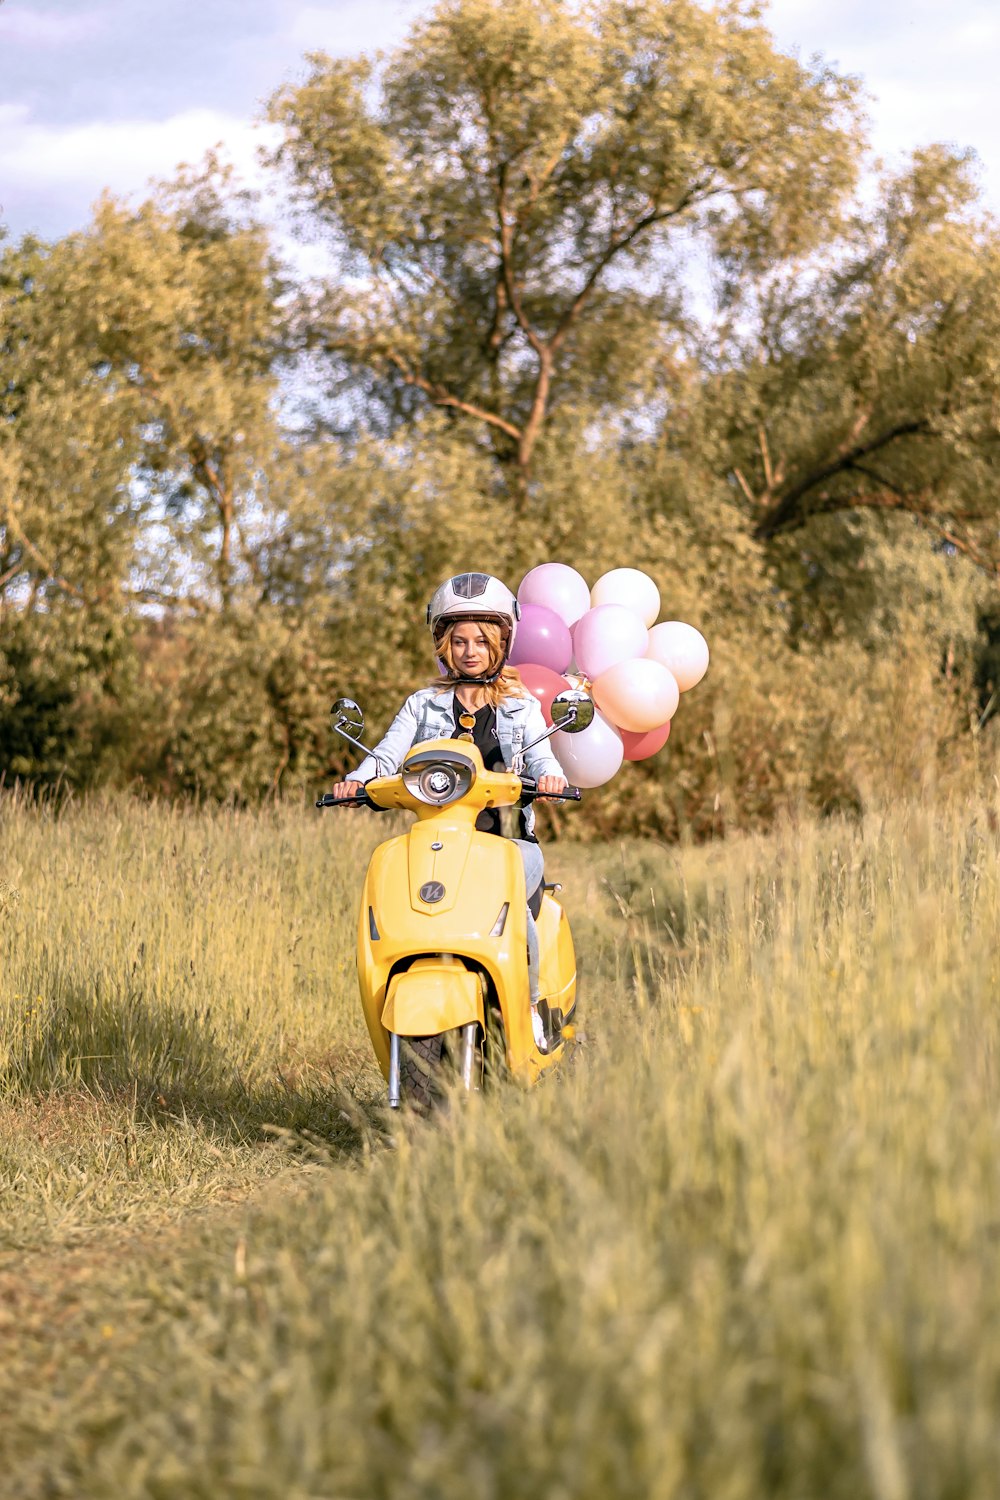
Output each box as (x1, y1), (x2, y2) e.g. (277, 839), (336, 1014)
(510, 563), (709, 788)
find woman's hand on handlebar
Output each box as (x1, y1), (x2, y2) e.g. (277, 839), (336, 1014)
(535, 774), (568, 802)
(331, 779), (364, 801)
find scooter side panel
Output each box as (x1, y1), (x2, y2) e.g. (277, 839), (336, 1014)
(536, 893), (576, 1015)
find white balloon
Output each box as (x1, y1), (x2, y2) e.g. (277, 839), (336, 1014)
(592, 658), (679, 733)
(591, 568), (660, 627)
(573, 604), (648, 680)
(551, 710), (624, 789)
(646, 622), (709, 692)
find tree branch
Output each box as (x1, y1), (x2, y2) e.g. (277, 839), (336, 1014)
(755, 419), (931, 539)
(383, 351), (523, 441)
(0, 553), (24, 593)
(731, 467), (758, 506)
(496, 163), (546, 358)
(768, 480), (1000, 577)
(549, 187), (705, 356)
(514, 132), (570, 223)
(120, 584), (213, 613)
(0, 511), (89, 602)
(924, 518), (1000, 577)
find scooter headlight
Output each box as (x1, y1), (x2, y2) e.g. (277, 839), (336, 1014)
(402, 750), (476, 806)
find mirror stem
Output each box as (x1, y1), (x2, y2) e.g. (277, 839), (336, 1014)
(513, 719), (563, 774)
(331, 721), (379, 759)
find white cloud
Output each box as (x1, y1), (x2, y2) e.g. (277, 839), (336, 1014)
(765, 0), (1000, 209)
(2, 107), (281, 236)
(287, 0), (418, 54)
(951, 16), (1000, 51)
(3, 0), (999, 245)
(0, 5), (110, 46)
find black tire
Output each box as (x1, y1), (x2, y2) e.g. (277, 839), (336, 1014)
(482, 1009), (508, 1085)
(400, 1033), (445, 1111)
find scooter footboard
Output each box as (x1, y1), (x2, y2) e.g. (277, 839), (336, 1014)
(381, 959), (486, 1038)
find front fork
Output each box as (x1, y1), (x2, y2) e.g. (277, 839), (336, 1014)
(460, 1021), (477, 1090)
(388, 1032), (402, 1109)
(386, 1021), (479, 1109)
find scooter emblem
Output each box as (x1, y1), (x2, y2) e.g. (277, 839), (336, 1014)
(419, 880), (446, 903)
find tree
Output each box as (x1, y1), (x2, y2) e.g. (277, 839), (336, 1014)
(2, 163), (285, 614)
(0, 230), (146, 780)
(268, 0), (861, 500)
(700, 147), (1000, 582)
(72, 163), (287, 610)
(0, 236), (141, 613)
(0, 167), (290, 780)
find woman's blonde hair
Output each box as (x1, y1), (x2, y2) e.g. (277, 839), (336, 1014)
(433, 619), (525, 707)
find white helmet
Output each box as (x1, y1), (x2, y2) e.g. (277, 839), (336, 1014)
(426, 573), (521, 657)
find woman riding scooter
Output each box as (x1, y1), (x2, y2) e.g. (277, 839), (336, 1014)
(331, 573), (567, 1049)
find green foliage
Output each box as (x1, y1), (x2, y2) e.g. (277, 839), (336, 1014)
(0, 236), (142, 607)
(131, 609), (334, 801)
(74, 164), (285, 607)
(1, 157), (285, 609)
(1, 0), (999, 825)
(268, 0), (861, 490)
(706, 146), (1000, 570)
(0, 608), (139, 785)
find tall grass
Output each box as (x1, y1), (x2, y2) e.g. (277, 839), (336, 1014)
(3, 792), (1000, 1495)
(0, 791), (386, 1248)
(0, 791), (379, 1093)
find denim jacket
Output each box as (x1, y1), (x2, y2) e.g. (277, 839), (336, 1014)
(352, 687), (564, 788)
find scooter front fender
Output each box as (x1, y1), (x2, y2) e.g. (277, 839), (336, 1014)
(382, 959), (486, 1037)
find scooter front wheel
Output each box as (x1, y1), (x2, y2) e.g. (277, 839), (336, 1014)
(400, 1033), (445, 1112)
(397, 1023), (481, 1112)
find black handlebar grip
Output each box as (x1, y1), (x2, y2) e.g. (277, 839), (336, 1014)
(315, 791), (373, 809)
(517, 779), (582, 803)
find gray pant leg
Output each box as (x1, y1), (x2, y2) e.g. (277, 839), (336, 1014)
(514, 839), (544, 1006)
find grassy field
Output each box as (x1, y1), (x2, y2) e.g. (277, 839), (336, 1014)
(2, 790), (1000, 1497)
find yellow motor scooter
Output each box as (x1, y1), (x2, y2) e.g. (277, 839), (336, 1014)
(317, 691), (593, 1108)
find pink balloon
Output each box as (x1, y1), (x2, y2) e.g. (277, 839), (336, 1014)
(620, 720), (671, 761)
(516, 663), (571, 725)
(573, 605), (649, 680)
(551, 710), (624, 788)
(592, 658), (679, 733)
(518, 563), (591, 628)
(509, 603), (573, 674)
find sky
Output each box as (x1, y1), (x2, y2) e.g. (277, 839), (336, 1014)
(1, 0), (999, 245)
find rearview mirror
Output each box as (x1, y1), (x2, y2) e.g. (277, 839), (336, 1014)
(329, 697), (378, 760)
(331, 698), (365, 736)
(550, 689), (595, 735)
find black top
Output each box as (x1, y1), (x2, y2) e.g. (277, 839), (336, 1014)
(451, 700), (505, 836)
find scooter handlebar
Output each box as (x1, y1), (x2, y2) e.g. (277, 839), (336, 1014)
(315, 790), (378, 810)
(317, 782), (582, 809)
(518, 778), (582, 802)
